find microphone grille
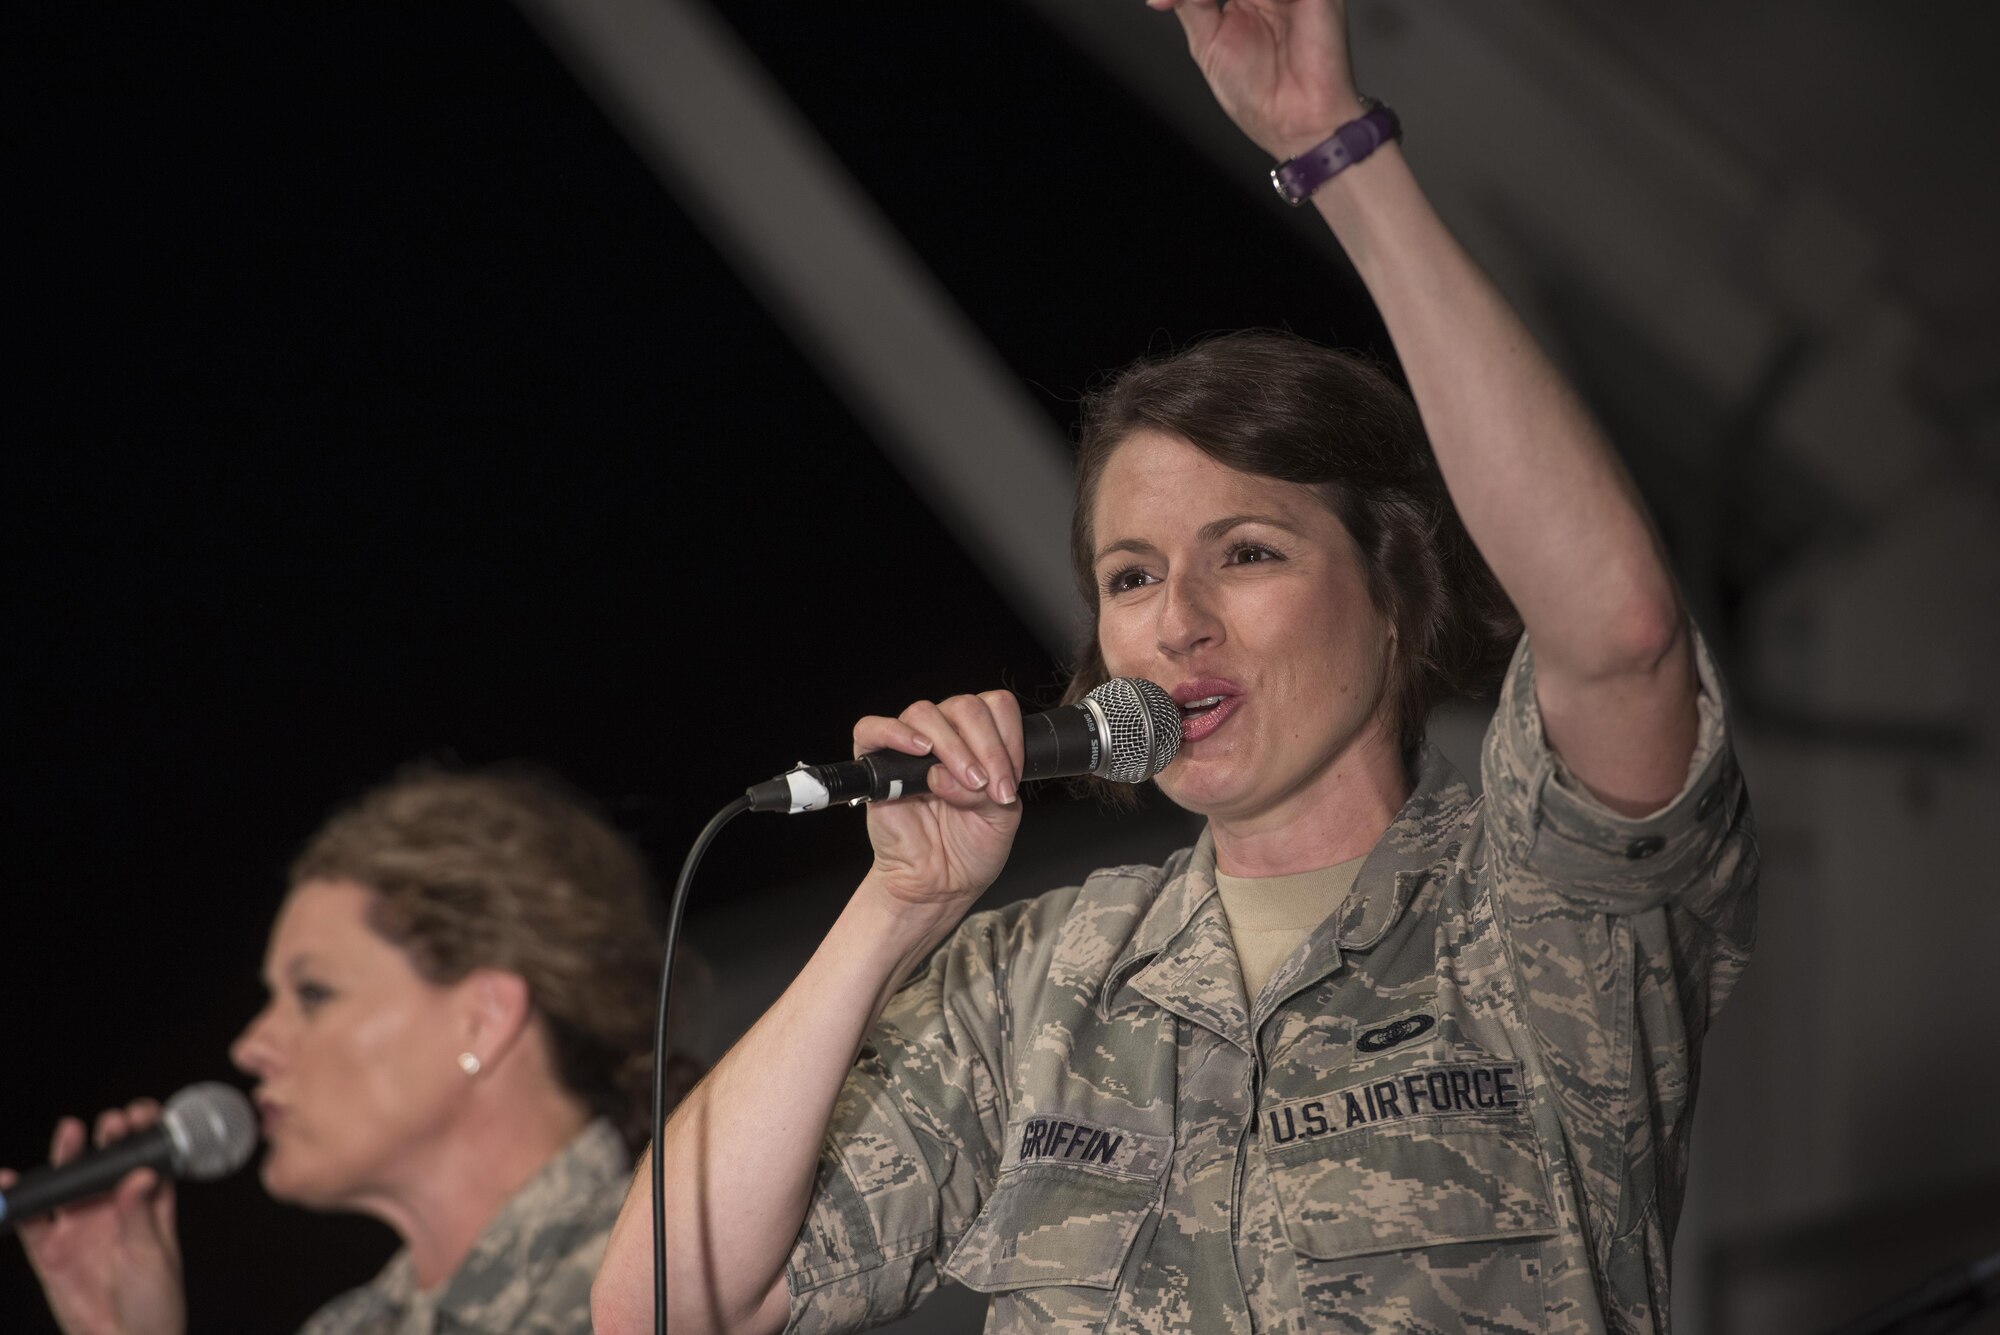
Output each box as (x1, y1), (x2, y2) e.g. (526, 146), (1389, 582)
(163, 1083), (259, 1181)
(1087, 678), (1183, 783)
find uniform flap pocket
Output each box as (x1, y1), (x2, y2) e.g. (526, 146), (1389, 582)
(942, 1118), (1170, 1292)
(1267, 1113), (1557, 1262)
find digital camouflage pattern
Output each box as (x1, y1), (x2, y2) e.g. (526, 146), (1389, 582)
(297, 1118), (627, 1335)
(785, 630), (1757, 1333)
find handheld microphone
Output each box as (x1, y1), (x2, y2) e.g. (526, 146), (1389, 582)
(0, 1083), (257, 1232)
(747, 677), (1183, 814)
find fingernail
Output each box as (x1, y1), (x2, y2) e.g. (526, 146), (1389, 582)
(966, 765), (988, 788)
(913, 735), (933, 754)
(996, 780), (1017, 805)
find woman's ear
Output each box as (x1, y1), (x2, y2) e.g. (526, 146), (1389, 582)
(457, 969), (533, 1065)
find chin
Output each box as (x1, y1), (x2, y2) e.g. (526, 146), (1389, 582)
(1155, 756), (1257, 817)
(259, 1150), (300, 1201)
(259, 1147), (340, 1210)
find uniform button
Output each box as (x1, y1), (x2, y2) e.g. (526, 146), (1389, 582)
(1696, 783), (1724, 819)
(1625, 835), (1666, 859)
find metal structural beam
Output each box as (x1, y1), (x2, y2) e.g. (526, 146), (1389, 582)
(515, 0), (1082, 652)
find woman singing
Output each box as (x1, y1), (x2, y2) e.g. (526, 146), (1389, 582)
(6, 767), (698, 1335)
(593, 2), (1757, 1331)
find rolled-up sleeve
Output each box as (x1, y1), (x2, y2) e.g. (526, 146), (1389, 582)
(784, 909), (1015, 1334)
(1478, 623), (1758, 1244)
(1481, 625), (1751, 920)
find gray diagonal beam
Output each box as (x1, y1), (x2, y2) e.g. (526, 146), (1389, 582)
(515, 0), (1082, 652)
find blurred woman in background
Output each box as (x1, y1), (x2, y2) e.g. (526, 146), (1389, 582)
(4, 766), (697, 1335)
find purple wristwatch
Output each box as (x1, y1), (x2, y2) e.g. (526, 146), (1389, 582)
(1269, 102), (1401, 206)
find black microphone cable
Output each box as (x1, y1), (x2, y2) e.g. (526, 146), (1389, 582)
(651, 795), (750, 1335)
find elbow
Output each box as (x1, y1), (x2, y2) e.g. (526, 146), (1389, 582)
(592, 1202), (664, 1335)
(1611, 595), (1686, 677)
(590, 1253), (649, 1335)
(1571, 585), (1686, 683)
(592, 1231), (788, 1335)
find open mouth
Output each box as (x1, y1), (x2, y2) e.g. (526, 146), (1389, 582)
(1171, 680), (1243, 744)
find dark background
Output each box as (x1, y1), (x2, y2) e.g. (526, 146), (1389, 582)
(4, 3), (1382, 1328)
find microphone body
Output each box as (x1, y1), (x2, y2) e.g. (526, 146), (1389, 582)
(1, 1129), (175, 1228)
(0, 1083), (257, 1232)
(748, 677), (1182, 814)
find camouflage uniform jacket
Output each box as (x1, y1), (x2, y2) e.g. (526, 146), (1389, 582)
(296, 1118), (628, 1335)
(784, 632), (1758, 1334)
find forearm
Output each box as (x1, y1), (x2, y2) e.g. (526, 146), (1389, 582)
(593, 880), (957, 1335)
(1313, 144), (1683, 677)
(1312, 141), (1698, 808)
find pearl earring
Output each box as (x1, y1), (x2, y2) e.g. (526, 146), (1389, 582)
(457, 1052), (482, 1076)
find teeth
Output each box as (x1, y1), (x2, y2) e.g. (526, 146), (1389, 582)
(1182, 695), (1226, 711)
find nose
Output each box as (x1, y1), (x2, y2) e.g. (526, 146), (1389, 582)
(1156, 568), (1223, 657)
(230, 1003), (283, 1080)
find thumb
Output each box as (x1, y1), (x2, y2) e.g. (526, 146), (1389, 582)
(113, 1166), (162, 1215)
(115, 1168), (179, 1254)
(147, 1173), (179, 1243)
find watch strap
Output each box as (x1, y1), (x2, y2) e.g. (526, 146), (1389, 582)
(1269, 103), (1402, 207)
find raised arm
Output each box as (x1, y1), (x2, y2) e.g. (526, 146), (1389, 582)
(1156, 0), (1697, 813)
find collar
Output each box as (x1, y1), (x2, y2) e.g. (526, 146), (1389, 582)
(1331, 743), (1475, 950)
(360, 1118), (628, 1333)
(1097, 745), (1475, 1040)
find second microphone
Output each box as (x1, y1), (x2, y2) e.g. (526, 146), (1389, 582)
(746, 677), (1183, 814)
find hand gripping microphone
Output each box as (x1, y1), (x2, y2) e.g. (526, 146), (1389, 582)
(746, 677), (1184, 814)
(0, 1083), (258, 1232)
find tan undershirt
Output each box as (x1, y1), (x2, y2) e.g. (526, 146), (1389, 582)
(1215, 855), (1367, 1002)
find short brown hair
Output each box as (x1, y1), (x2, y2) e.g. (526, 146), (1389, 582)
(1064, 331), (1519, 788)
(290, 765), (696, 1151)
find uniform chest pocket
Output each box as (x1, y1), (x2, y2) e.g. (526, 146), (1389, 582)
(942, 1118), (1170, 1296)
(1266, 1111), (1557, 1260)
(1265, 1112), (1558, 1329)
(941, 1162), (1159, 1293)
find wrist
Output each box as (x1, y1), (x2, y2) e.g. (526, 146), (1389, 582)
(848, 874), (964, 971)
(1267, 99), (1370, 163)
(1270, 101), (1400, 208)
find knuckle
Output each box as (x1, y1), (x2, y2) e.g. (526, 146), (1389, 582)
(946, 697), (995, 733)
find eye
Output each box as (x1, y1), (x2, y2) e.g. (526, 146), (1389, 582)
(1225, 540), (1284, 566)
(294, 981), (335, 1014)
(1100, 563), (1155, 596)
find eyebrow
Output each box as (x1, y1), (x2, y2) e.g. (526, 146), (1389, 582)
(262, 953), (326, 987)
(1093, 513), (1304, 564)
